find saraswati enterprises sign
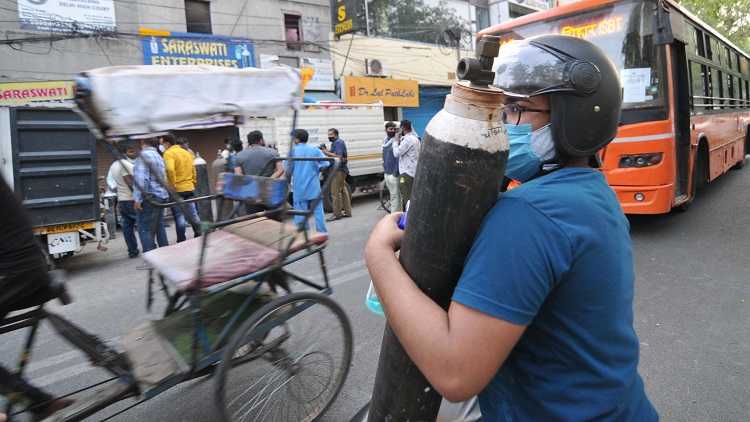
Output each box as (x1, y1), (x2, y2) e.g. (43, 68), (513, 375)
(344, 76), (419, 107)
(18, 0), (116, 33)
(142, 35), (255, 68)
(0, 81), (75, 106)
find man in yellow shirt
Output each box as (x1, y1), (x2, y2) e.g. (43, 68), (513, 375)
(161, 134), (202, 242)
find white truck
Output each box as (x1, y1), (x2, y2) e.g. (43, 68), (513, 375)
(238, 102), (386, 195)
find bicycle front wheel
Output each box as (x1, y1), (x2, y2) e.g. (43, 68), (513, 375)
(215, 292), (353, 422)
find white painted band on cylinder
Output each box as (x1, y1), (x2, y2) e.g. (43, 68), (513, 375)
(424, 107), (508, 154)
(443, 95), (502, 122)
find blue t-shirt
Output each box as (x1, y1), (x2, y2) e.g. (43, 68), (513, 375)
(453, 168), (658, 421)
(287, 143), (330, 201)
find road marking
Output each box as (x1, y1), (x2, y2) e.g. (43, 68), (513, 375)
(330, 268), (370, 287)
(26, 349), (84, 375)
(33, 362), (94, 388)
(321, 259), (366, 278)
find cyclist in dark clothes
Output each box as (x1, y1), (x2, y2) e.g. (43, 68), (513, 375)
(0, 176), (73, 420)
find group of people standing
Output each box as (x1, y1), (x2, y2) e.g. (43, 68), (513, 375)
(108, 134), (203, 262)
(209, 128), (353, 236)
(382, 119), (420, 212)
(109, 126), (355, 260)
(107, 118), (421, 261)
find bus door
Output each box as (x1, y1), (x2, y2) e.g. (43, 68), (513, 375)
(671, 41), (691, 198)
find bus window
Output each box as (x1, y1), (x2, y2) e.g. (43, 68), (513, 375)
(738, 77), (743, 103)
(724, 46), (731, 68)
(706, 36), (713, 61)
(690, 61), (706, 111)
(705, 67), (714, 107)
(715, 69), (724, 109)
(492, 0), (663, 118)
(736, 52), (742, 72)
(694, 28), (705, 57)
(727, 74), (735, 107)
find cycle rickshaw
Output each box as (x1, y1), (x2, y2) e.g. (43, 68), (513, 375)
(1, 65), (352, 422)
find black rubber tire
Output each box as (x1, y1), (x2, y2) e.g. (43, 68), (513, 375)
(215, 292), (353, 422)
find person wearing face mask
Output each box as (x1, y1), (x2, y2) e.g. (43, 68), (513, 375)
(323, 128), (352, 221)
(109, 142), (141, 258)
(288, 129), (331, 235)
(133, 137), (169, 255)
(161, 133), (202, 242)
(364, 35), (657, 421)
(382, 121), (401, 212)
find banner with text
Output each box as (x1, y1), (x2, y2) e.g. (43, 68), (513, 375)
(0, 81), (75, 106)
(18, 0), (116, 33)
(142, 35), (255, 68)
(344, 77), (419, 107)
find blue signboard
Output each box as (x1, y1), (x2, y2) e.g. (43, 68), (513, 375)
(142, 33), (255, 68)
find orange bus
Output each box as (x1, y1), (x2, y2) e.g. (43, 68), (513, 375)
(480, 0), (750, 213)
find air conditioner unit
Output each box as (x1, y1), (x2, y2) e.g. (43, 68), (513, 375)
(365, 58), (387, 77)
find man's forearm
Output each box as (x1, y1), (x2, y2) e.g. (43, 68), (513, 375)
(271, 162), (284, 178)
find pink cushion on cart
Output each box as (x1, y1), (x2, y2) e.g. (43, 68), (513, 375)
(223, 217), (328, 252)
(143, 231), (280, 291)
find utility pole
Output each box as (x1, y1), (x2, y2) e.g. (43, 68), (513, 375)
(364, 0), (371, 36)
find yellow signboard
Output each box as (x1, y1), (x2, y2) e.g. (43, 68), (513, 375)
(344, 77), (420, 107)
(0, 81), (75, 106)
(332, 0), (357, 36)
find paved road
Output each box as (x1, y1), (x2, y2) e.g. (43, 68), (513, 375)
(2, 168), (749, 421)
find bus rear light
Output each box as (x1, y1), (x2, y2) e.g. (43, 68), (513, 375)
(619, 153), (663, 168)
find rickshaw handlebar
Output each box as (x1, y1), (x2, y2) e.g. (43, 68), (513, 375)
(157, 156), (339, 209)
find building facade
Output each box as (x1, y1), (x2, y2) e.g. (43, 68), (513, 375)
(0, 0), (334, 176)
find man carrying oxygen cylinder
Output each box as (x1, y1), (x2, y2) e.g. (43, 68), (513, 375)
(364, 35), (658, 421)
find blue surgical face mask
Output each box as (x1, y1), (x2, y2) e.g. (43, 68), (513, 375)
(505, 123), (556, 182)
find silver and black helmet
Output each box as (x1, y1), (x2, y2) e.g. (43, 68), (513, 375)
(494, 34), (622, 157)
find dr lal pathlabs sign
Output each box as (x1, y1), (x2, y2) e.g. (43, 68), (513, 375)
(142, 35), (255, 68)
(0, 81), (75, 106)
(344, 76), (419, 107)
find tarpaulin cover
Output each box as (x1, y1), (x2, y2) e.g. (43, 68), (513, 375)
(78, 65), (301, 137)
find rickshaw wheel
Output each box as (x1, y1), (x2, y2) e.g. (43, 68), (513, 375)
(215, 292), (353, 422)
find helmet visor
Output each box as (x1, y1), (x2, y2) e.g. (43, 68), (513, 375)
(493, 40), (576, 98)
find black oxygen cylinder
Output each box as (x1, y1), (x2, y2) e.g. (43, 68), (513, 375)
(367, 35), (509, 421)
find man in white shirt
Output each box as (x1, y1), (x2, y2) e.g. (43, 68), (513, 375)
(392, 119), (420, 210)
(109, 143), (140, 258)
